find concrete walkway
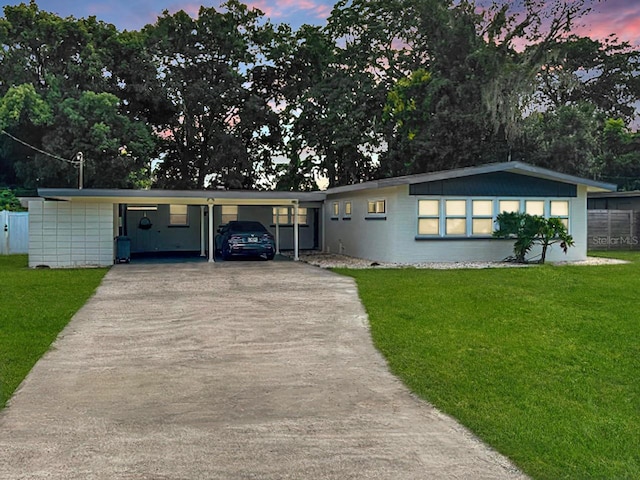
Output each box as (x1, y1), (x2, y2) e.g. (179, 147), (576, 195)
(0, 261), (526, 479)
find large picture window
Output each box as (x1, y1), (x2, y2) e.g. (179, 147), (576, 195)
(416, 198), (571, 238)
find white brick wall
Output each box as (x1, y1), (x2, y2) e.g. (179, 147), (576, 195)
(29, 201), (114, 268)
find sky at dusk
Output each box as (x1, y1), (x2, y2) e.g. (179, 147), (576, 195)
(1, 0), (639, 47)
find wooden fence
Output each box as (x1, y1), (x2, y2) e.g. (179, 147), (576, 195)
(587, 209), (640, 250)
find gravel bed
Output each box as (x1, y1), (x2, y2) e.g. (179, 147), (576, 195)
(291, 252), (628, 270)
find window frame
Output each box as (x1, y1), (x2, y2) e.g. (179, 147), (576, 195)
(343, 201), (352, 219)
(331, 201), (340, 218)
(550, 200), (570, 229)
(417, 199), (440, 236)
(273, 206), (308, 226)
(444, 199), (467, 236)
(169, 204), (189, 226)
(220, 205), (238, 224)
(498, 199), (521, 215)
(366, 199), (386, 219)
(415, 197), (572, 239)
(471, 199), (494, 236)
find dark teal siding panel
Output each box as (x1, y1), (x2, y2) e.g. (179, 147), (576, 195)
(409, 172), (577, 197)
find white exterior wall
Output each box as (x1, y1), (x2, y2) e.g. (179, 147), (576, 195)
(29, 200), (114, 268)
(326, 184), (589, 264)
(566, 185), (588, 260)
(324, 186), (401, 263)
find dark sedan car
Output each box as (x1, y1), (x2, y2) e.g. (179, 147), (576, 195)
(215, 221), (276, 260)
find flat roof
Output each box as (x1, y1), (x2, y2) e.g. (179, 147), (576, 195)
(37, 188), (327, 205)
(38, 162), (617, 203)
(588, 190), (638, 198)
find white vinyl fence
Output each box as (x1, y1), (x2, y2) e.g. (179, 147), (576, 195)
(1, 210), (29, 254)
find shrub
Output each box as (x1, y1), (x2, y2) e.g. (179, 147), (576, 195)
(493, 211), (574, 263)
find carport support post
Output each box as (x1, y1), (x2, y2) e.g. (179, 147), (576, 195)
(200, 206), (206, 257)
(294, 201), (299, 261)
(207, 199), (215, 263)
(275, 208), (280, 255)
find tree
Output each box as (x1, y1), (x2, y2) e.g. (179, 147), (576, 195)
(520, 102), (604, 177)
(597, 118), (640, 190)
(0, 2), (158, 189)
(493, 212), (574, 264)
(14, 91), (156, 188)
(274, 22), (384, 188)
(0, 189), (25, 211)
(147, 2), (283, 190)
(535, 36), (640, 124)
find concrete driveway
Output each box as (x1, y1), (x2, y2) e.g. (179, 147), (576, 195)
(0, 261), (526, 479)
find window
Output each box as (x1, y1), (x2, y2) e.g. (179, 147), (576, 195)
(297, 207), (308, 225)
(367, 200), (386, 215)
(525, 200), (545, 216)
(221, 205), (238, 224)
(332, 202), (340, 217)
(416, 197), (571, 238)
(550, 200), (569, 228)
(272, 207), (307, 225)
(472, 200), (493, 235)
(445, 199), (466, 235)
(499, 200), (520, 214)
(273, 207), (288, 225)
(169, 204), (188, 226)
(418, 199), (439, 235)
(344, 201), (352, 217)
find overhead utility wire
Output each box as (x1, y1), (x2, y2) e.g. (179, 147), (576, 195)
(0, 129), (79, 165)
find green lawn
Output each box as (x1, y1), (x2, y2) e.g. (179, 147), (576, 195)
(0, 255), (107, 409)
(336, 252), (640, 480)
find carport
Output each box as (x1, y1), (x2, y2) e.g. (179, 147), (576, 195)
(32, 188), (326, 268)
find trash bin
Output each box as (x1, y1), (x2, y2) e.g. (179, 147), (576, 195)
(115, 236), (131, 263)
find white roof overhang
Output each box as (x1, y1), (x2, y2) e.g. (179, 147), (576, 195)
(37, 189), (327, 206)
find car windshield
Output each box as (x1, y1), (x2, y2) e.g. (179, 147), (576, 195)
(228, 221), (268, 233)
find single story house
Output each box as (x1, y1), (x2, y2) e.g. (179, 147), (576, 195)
(29, 161), (615, 267)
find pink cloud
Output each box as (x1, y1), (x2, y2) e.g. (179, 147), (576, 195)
(243, 0), (332, 21)
(245, 0), (277, 17)
(577, 2), (640, 46)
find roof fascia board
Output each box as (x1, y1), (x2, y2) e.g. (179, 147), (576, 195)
(38, 189), (327, 204)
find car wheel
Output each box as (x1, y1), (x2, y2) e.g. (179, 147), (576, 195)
(221, 248), (231, 261)
(266, 253), (275, 261)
